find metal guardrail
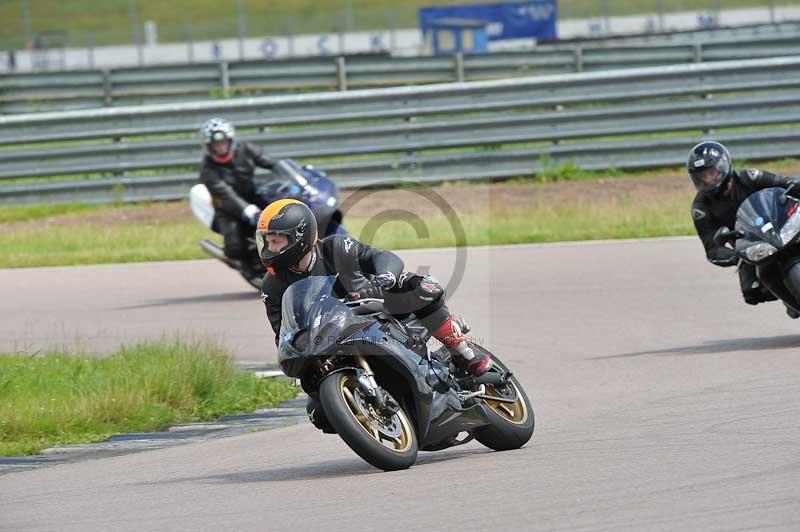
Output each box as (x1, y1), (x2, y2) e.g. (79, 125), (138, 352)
(2, 31), (800, 114)
(2, 55), (800, 205)
(560, 19), (800, 46)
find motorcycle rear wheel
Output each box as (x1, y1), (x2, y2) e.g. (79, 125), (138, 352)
(320, 370), (418, 471)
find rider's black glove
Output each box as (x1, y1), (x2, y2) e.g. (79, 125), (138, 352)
(347, 273), (396, 301)
(713, 226), (734, 248)
(708, 245), (738, 267)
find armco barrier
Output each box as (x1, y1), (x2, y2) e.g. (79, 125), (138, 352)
(2, 56), (800, 204)
(2, 31), (800, 113)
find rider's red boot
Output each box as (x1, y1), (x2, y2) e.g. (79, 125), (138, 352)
(431, 315), (492, 377)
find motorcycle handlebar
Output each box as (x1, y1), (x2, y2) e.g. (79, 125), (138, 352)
(342, 298), (385, 305)
(713, 227), (743, 247)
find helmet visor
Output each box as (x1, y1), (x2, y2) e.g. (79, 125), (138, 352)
(256, 231), (292, 263)
(690, 157), (730, 193)
(208, 139), (230, 156)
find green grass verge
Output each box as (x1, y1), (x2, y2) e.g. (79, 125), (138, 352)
(349, 194), (695, 249)
(0, 202), (106, 224)
(0, 187), (695, 268)
(0, 339), (297, 456)
(0, 218), (209, 268)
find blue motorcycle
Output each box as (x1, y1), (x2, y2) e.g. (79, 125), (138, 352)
(190, 159), (347, 289)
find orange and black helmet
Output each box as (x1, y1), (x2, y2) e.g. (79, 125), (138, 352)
(255, 199), (318, 271)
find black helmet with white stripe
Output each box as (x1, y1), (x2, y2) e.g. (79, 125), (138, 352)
(688, 141), (732, 196)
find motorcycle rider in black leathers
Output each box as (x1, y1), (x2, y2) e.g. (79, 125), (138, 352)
(256, 199), (492, 432)
(198, 118), (277, 281)
(689, 141), (800, 316)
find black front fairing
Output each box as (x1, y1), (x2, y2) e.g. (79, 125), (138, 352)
(735, 188), (791, 250)
(276, 276), (500, 448)
(277, 276), (374, 377)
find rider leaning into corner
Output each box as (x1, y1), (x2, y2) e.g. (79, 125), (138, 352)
(198, 117), (278, 281)
(256, 199), (492, 432)
(689, 140), (800, 317)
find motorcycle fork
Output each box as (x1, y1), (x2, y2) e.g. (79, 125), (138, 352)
(354, 354), (398, 415)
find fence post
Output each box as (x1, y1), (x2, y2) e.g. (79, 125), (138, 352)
(388, 8), (398, 53)
(693, 43), (703, 63)
(336, 56), (348, 91)
(285, 16), (295, 57)
(236, 0), (246, 60)
(454, 52), (465, 82)
(185, 24), (195, 63)
(87, 31), (95, 70)
(130, 0), (144, 66)
(102, 68), (112, 107)
(338, 13), (346, 54)
(219, 61), (230, 98)
(22, 0), (32, 43)
(574, 47), (584, 72)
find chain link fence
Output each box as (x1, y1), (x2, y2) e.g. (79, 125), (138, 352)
(1, 1), (795, 49)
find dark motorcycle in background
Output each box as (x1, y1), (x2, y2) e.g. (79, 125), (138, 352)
(190, 159), (346, 289)
(715, 186), (800, 315)
(278, 276), (535, 471)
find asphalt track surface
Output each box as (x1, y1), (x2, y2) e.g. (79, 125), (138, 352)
(2, 238), (800, 531)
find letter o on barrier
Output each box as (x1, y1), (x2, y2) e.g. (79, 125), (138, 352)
(260, 38), (279, 58)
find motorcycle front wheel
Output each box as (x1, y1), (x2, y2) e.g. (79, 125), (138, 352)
(473, 354), (535, 451)
(319, 370), (418, 471)
(783, 261), (800, 303)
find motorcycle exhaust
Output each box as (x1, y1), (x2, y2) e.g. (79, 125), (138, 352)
(199, 239), (235, 266)
(472, 372), (506, 385)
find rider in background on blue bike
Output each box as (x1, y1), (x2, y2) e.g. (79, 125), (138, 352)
(689, 141), (800, 314)
(198, 117), (277, 280)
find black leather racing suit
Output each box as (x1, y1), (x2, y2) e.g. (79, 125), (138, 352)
(260, 234), (451, 346)
(199, 141), (276, 264)
(691, 168), (794, 304)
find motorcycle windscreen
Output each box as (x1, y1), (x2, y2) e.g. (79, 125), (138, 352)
(277, 275), (371, 376)
(735, 187), (790, 249)
(255, 159), (338, 212)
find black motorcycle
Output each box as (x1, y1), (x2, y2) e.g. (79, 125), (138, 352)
(190, 159), (346, 289)
(278, 276), (535, 471)
(715, 186), (800, 315)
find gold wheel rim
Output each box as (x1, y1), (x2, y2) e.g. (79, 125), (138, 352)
(339, 374), (414, 453)
(483, 381), (528, 425)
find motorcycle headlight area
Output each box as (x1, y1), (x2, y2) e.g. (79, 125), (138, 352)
(781, 212), (800, 244)
(291, 330), (310, 351)
(280, 329), (309, 352)
(744, 242), (778, 262)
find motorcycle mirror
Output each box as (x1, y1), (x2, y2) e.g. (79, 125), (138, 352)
(781, 182), (798, 205)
